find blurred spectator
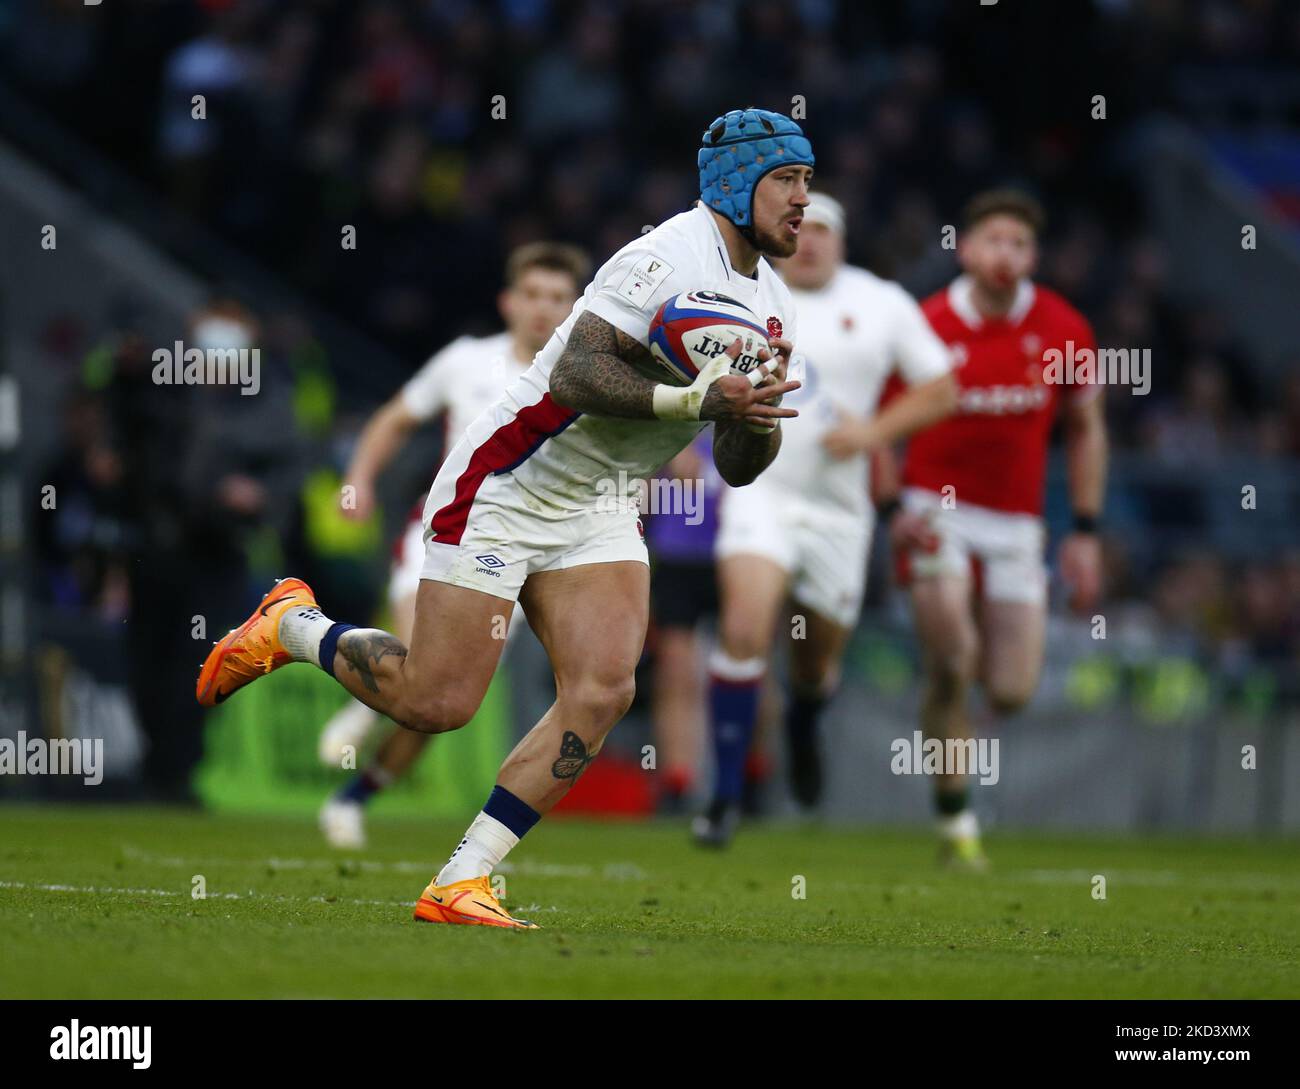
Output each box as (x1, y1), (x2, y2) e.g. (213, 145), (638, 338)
(1142, 357), (1244, 465)
(34, 391), (129, 621)
(94, 297), (306, 801)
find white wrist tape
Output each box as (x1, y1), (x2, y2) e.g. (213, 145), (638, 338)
(651, 355), (735, 421)
(651, 383), (701, 420)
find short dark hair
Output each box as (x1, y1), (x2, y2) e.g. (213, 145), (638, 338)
(962, 189), (1046, 236)
(504, 242), (590, 290)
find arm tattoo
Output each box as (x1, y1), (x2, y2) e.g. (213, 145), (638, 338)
(549, 311), (660, 418)
(337, 628), (408, 694)
(551, 730), (598, 780)
(712, 417), (781, 488)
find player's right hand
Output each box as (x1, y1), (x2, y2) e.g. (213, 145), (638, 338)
(698, 337), (800, 427)
(1059, 531), (1102, 614)
(888, 508), (939, 555)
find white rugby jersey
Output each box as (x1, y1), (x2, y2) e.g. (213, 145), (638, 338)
(400, 331), (531, 449)
(766, 264), (951, 520)
(428, 203), (798, 535)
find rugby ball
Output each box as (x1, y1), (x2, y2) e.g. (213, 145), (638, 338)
(648, 289), (771, 386)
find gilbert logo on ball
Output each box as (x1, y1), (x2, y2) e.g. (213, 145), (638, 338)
(649, 289), (771, 386)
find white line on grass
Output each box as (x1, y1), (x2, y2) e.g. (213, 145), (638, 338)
(0, 879), (560, 913)
(119, 846), (644, 881)
(1, 878), (414, 908)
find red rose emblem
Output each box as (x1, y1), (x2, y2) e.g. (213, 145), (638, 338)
(766, 315), (783, 339)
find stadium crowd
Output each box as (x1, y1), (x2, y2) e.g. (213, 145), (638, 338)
(4, 0), (1299, 795)
(8, 1), (1297, 439)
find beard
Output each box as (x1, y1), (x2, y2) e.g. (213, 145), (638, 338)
(751, 218), (799, 259)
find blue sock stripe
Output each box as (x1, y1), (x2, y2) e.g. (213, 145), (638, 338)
(319, 622), (357, 676)
(338, 770), (382, 805)
(709, 676), (762, 804)
(483, 785), (541, 839)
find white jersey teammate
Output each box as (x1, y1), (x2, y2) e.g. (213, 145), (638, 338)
(385, 331), (536, 606)
(697, 193), (958, 844)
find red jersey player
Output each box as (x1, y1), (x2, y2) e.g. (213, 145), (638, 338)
(876, 189), (1107, 869)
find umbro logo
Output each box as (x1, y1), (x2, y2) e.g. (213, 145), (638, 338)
(475, 554), (505, 569)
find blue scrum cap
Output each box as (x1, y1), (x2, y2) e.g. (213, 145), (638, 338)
(698, 108), (815, 229)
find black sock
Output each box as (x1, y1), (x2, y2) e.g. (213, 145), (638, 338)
(786, 689), (828, 746)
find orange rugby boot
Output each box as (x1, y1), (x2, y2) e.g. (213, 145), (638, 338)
(413, 876), (538, 929)
(195, 577), (318, 707)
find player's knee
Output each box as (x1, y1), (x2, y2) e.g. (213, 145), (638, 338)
(569, 673), (636, 725)
(402, 690), (478, 735)
(719, 619), (769, 662)
(790, 660), (839, 696)
(987, 684), (1033, 717)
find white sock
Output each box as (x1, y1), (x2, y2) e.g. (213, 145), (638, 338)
(937, 809), (980, 841)
(322, 697), (378, 735)
(435, 812), (520, 885)
(318, 699), (380, 767)
(708, 647), (767, 682)
(279, 606), (336, 666)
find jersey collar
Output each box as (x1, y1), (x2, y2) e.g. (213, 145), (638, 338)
(948, 274), (1036, 329)
(697, 202), (764, 285)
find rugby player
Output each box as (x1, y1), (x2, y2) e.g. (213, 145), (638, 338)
(196, 108), (813, 927)
(878, 189), (1107, 869)
(696, 192), (957, 844)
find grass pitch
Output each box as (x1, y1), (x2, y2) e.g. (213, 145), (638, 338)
(1, 805), (1296, 999)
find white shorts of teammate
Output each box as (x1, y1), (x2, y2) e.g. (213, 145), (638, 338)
(389, 513), (432, 607)
(715, 478), (870, 629)
(417, 471), (648, 605)
(901, 486), (1047, 605)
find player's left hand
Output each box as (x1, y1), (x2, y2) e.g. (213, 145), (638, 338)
(751, 337), (793, 384)
(744, 337), (795, 431)
(1059, 531), (1102, 614)
(822, 416), (877, 460)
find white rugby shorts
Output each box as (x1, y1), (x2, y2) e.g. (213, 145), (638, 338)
(714, 477), (870, 628)
(900, 486), (1047, 605)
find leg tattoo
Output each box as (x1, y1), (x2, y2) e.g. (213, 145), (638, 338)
(338, 630), (408, 694)
(551, 730), (598, 781)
